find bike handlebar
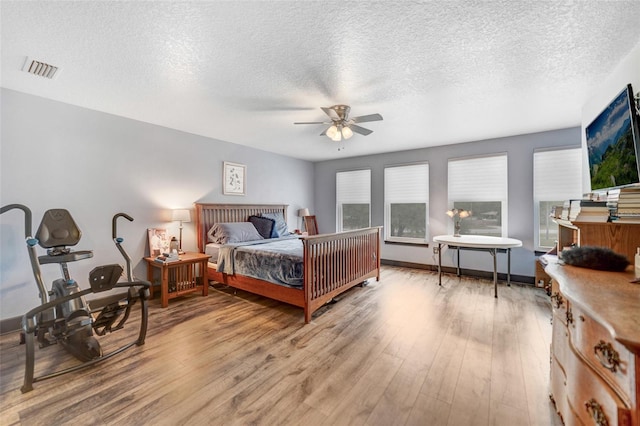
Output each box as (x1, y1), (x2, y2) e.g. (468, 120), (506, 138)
(112, 213), (133, 239)
(0, 204), (33, 237)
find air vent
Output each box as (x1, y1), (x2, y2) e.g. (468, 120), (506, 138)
(22, 57), (60, 79)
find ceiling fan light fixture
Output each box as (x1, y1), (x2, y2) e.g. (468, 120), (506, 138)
(326, 125), (338, 139)
(331, 131), (342, 142)
(342, 126), (353, 139)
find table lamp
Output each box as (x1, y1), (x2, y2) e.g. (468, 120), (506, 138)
(297, 208), (310, 232)
(172, 209), (191, 251)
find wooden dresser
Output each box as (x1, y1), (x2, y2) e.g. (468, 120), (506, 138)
(546, 259), (640, 426)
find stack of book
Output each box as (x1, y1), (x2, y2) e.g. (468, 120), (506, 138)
(613, 184), (640, 223)
(570, 199), (610, 223)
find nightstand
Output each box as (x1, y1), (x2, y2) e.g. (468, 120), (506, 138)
(144, 252), (210, 307)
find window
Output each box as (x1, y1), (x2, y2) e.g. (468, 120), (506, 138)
(534, 147), (582, 250)
(448, 154), (508, 237)
(384, 163), (429, 243)
(336, 169), (371, 231)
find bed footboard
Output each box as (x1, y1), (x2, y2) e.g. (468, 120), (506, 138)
(302, 227), (381, 323)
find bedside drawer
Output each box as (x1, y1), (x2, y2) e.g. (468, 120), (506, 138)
(570, 304), (636, 405)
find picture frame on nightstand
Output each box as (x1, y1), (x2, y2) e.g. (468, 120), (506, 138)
(148, 228), (169, 257)
(223, 161), (246, 195)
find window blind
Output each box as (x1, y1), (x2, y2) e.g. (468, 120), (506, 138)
(384, 163), (429, 203)
(448, 154), (508, 202)
(336, 169), (371, 204)
(534, 148), (582, 200)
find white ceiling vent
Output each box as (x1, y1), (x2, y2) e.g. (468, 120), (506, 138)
(22, 57), (60, 79)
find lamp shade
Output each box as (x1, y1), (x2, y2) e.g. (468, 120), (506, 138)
(342, 126), (353, 139)
(172, 209), (191, 222)
(298, 208), (310, 217)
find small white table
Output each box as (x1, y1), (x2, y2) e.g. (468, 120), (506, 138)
(433, 235), (523, 298)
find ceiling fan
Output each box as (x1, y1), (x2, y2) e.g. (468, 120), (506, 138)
(294, 105), (383, 142)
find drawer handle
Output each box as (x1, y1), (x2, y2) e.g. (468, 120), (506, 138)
(594, 340), (620, 373)
(550, 292), (564, 309)
(585, 398), (608, 426)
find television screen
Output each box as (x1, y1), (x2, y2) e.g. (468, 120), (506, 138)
(585, 84), (640, 191)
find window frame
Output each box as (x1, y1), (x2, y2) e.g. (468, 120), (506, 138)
(447, 153), (508, 237)
(336, 169), (371, 232)
(384, 163), (429, 244)
(533, 146), (583, 251)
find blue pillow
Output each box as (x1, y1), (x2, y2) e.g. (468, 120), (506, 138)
(261, 212), (289, 238)
(248, 215), (275, 239)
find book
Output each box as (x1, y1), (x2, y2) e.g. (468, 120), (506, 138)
(611, 217), (640, 224)
(154, 254), (181, 264)
(573, 213), (609, 223)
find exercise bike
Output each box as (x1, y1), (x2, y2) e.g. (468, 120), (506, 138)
(0, 204), (149, 393)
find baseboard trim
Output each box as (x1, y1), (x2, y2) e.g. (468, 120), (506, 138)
(0, 316), (22, 335)
(380, 259), (534, 285)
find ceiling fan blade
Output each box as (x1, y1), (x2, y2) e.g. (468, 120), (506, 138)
(349, 124), (373, 136)
(321, 107), (340, 120)
(294, 121), (327, 125)
(351, 113), (383, 123)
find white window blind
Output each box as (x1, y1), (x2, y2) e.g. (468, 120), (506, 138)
(534, 148), (582, 200)
(384, 163), (429, 242)
(385, 164), (429, 203)
(448, 154), (508, 201)
(336, 169), (371, 231)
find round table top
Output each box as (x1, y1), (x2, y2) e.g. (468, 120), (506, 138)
(433, 234), (523, 249)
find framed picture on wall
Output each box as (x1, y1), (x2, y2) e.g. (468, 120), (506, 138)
(223, 161), (246, 195)
(148, 228), (169, 256)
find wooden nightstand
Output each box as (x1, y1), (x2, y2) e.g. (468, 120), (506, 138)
(144, 252), (210, 307)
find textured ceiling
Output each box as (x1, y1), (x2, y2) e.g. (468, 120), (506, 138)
(2, 1), (640, 161)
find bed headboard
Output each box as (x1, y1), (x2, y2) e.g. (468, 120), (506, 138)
(194, 203), (288, 253)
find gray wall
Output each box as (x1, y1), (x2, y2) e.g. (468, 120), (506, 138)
(314, 128), (582, 277)
(0, 89), (314, 320)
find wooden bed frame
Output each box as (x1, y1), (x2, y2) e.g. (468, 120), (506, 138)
(195, 203), (381, 323)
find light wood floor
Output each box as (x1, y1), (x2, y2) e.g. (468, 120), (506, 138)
(0, 266), (562, 425)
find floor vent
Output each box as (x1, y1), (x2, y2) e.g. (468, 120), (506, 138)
(22, 57), (60, 79)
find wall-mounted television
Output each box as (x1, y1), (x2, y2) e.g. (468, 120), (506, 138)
(585, 84), (640, 191)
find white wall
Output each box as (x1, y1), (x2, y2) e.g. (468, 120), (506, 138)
(581, 41), (640, 192)
(0, 89), (314, 320)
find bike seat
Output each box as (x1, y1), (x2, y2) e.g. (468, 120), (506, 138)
(36, 209), (93, 263)
(36, 209), (82, 248)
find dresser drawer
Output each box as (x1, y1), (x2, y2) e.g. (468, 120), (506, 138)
(570, 304), (636, 405)
(566, 338), (633, 426)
